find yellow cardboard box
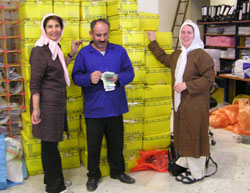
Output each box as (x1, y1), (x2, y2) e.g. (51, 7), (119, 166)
(61, 148), (81, 169)
(67, 62), (74, 80)
(125, 84), (145, 101)
(143, 115), (171, 136)
(67, 81), (82, 98)
(109, 15), (140, 31)
(18, 0), (52, 21)
(21, 61), (31, 82)
(145, 84), (172, 101)
(144, 100), (172, 119)
(80, 1), (107, 20)
(143, 131), (171, 151)
(124, 118), (143, 136)
(131, 65), (146, 84)
(125, 47), (145, 66)
(146, 68), (172, 85)
(21, 112), (32, 139)
(67, 96), (84, 112)
(20, 20), (41, 39)
(60, 38), (73, 55)
(62, 20), (79, 39)
(109, 30), (145, 47)
(78, 132), (85, 150)
(21, 131), (41, 158)
(139, 12), (159, 31)
(53, 1), (80, 19)
(20, 39), (37, 62)
(124, 134), (142, 156)
(145, 32), (173, 50)
(67, 111), (81, 133)
(79, 21), (91, 41)
(123, 101), (144, 119)
(23, 81), (31, 114)
(145, 50), (174, 68)
(80, 116), (87, 134)
(107, 0), (138, 16)
(58, 133), (79, 151)
(24, 155), (43, 176)
(124, 153), (140, 172)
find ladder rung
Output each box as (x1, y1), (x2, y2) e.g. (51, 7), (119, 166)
(174, 25), (182, 27)
(172, 36), (178, 39)
(177, 13), (184, 15)
(180, 0), (188, 3)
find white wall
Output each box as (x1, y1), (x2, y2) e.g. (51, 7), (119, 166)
(138, 0), (209, 32)
(137, 0), (178, 32)
(210, 0), (237, 6)
(137, 0), (159, 14)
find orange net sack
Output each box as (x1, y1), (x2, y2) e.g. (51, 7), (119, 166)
(209, 98), (250, 136)
(236, 99), (250, 136)
(131, 150), (169, 172)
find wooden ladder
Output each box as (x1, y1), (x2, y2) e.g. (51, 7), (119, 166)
(171, 0), (190, 50)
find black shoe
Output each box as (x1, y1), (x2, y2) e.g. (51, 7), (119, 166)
(86, 178), (99, 192)
(111, 174), (135, 184)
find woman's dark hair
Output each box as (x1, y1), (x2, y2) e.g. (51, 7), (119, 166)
(90, 18), (110, 31)
(43, 15), (63, 30)
(186, 24), (194, 32)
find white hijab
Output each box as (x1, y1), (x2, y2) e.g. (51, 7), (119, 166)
(174, 20), (204, 112)
(34, 13), (70, 86)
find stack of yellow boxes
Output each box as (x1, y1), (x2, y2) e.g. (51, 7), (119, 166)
(108, 0), (173, 169)
(107, 0), (143, 173)
(19, 0), (174, 176)
(19, 0), (51, 175)
(143, 17), (173, 151)
(77, 0), (110, 176)
(19, 0), (82, 176)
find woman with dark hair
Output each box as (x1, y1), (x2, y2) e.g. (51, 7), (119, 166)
(29, 14), (81, 193)
(147, 20), (215, 184)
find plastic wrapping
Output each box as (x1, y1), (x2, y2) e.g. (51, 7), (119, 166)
(209, 98), (250, 135)
(131, 150), (169, 172)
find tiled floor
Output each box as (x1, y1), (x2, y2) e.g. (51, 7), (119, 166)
(2, 128), (250, 193)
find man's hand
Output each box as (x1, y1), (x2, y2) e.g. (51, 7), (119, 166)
(91, 71), (102, 84)
(107, 74), (118, 83)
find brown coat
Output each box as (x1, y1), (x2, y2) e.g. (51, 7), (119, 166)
(149, 41), (215, 157)
(29, 45), (68, 142)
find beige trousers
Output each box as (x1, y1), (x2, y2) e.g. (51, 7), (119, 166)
(176, 156), (206, 179)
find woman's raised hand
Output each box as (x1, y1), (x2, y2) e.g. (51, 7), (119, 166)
(147, 31), (156, 42)
(70, 39), (82, 57)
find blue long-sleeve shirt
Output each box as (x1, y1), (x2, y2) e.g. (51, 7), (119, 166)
(72, 42), (134, 118)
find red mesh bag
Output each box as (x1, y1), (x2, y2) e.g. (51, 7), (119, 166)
(131, 150), (169, 172)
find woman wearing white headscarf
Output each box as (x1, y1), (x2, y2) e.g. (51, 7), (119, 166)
(30, 14), (81, 193)
(147, 20), (215, 184)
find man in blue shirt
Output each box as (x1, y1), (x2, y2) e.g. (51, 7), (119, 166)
(72, 19), (135, 192)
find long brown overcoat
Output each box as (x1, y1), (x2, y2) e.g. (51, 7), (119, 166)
(149, 41), (215, 158)
(29, 45), (68, 142)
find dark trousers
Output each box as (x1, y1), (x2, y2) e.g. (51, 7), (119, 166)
(85, 115), (125, 179)
(41, 140), (66, 193)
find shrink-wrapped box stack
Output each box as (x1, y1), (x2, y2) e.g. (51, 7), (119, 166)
(108, 0), (144, 174)
(77, 0), (109, 174)
(19, 0), (173, 176)
(19, 0), (82, 176)
(108, 0), (173, 167)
